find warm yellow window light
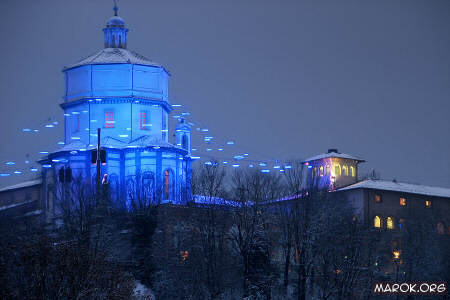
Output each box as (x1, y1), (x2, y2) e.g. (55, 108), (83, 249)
(319, 166), (324, 176)
(374, 216), (381, 228)
(350, 166), (355, 177)
(326, 165), (330, 175)
(335, 164), (341, 176)
(393, 250), (401, 259)
(387, 217), (394, 229)
(400, 197), (407, 206)
(342, 165), (348, 176)
(425, 200), (432, 208)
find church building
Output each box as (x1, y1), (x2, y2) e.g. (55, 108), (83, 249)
(39, 5), (193, 214)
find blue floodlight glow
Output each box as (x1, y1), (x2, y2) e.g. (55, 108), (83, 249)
(259, 162), (266, 167)
(249, 164), (254, 168)
(274, 165), (281, 169)
(205, 161), (213, 166)
(307, 165), (313, 169)
(45, 124), (55, 128)
(153, 146), (160, 149)
(223, 161), (228, 164)
(181, 112), (190, 116)
(0, 173), (10, 177)
(88, 99), (93, 102)
(52, 159), (60, 162)
(233, 155), (244, 160)
(206, 148), (213, 152)
(25, 160), (30, 164)
(22, 128), (32, 132)
(5, 162), (15, 165)
(172, 104), (182, 107)
(30, 168), (38, 172)
(244, 153), (249, 156)
(232, 164), (240, 168)
(79, 148), (87, 151)
(201, 128), (209, 132)
(71, 137), (81, 140)
(72, 111), (80, 115)
(70, 151), (78, 154)
(191, 148), (197, 151)
(227, 141), (234, 145)
(285, 165), (292, 169)
(64, 113), (70, 117)
(82, 110), (88, 113)
(119, 134), (129, 138)
(261, 169), (270, 173)
(53, 121), (59, 125)
(14, 171), (22, 174)
(172, 115), (180, 119)
(39, 151), (49, 154)
(191, 156), (200, 160)
(279, 169), (285, 172)
(42, 164), (52, 168)
(33, 129), (39, 132)
(95, 98), (102, 102)
(218, 148), (223, 151)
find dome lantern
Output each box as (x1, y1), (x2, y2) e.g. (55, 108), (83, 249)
(103, 2), (128, 48)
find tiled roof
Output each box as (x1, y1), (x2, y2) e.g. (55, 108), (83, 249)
(0, 179), (42, 193)
(338, 179), (450, 198)
(64, 47), (161, 70)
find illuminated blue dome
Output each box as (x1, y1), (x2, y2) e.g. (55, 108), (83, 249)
(107, 16), (125, 27)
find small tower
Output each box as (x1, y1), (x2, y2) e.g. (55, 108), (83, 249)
(103, 3), (128, 48)
(303, 149), (365, 190)
(175, 118), (191, 154)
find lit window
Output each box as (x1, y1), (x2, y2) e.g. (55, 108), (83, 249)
(350, 166), (355, 177)
(400, 197), (407, 206)
(393, 250), (401, 260)
(105, 111), (114, 128)
(140, 111), (149, 130)
(425, 200), (432, 208)
(387, 217), (394, 229)
(374, 216), (381, 228)
(164, 169), (171, 199)
(326, 165), (330, 175)
(334, 164), (341, 176)
(342, 165), (348, 176)
(375, 194), (382, 203)
(180, 250), (189, 261)
(319, 166), (324, 176)
(437, 222), (445, 235)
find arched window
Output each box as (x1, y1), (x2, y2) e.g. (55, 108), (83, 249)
(163, 169), (173, 200)
(326, 165), (330, 175)
(341, 165), (347, 176)
(374, 216), (381, 228)
(334, 164), (341, 176)
(319, 166), (324, 176)
(350, 166), (355, 177)
(387, 217), (394, 229)
(182, 134), (188, 150)
(142, 171), (155, 203)
(437, 222), (445, 235)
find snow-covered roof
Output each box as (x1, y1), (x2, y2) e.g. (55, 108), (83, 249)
(64, 47), (162, 70)
(303, 152), (365, 163)
(0, 179), (42, 193)
(338, 179), (450, 198)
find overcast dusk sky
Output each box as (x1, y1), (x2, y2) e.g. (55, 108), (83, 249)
(0, 0), (449, 188)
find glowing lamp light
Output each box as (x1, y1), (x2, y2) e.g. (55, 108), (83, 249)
(191, 156), (200, 159)
(39, 151), (49, 154)
(244, 153), (249, 156)
(82, 110), (88, 113)
(79, 148), (87, 151)
(5, 162), (15, 165)
(249, 164), (254, 168)
(232, 164), (240, 168)
(261, 169), (270, 173)
(119, 134), (129, 138)
(51, 159), (60, 162)
(181, 112), (190, 116)
(307, 165), (312, 169)
(218, 148), (223, 151)
(161, 129), (168, 132)
(172, 104), (182, 107)
(285, 165), (292, 169)
(274, 165), (281, 169)
(45, 124), (55, 128)
(30, 168), (38, 172)
(25, 160), (30, 164)
(223, 161), (228, 164)
(259, 162), (266, 167)
(14, 171), (22, 174)
(95, 98), (102, 102)
(22, 128), (32, 132)
(153, 146), (160, 149)
(135, 100), (140, 103)
(279, 169), (285, 172)
(206, 148), (213, 152)
(201, 129), (209, 132)
(304, 162), (309, 166)
(227, 141), (234, 145)
(88, 99), (93, 102)
(72, 111), (80, 115)
(191, 148), (197, 151)
(70, 151), (78, 155)
(233, 155), (244, 160)
(71, 137), (81, 140)
(57, 141), (65, 145)
(42, 164), (52, 168)
(0, 173), (11, 177)
(393, 251), (401, 259)
(33, 129), (39, 132)
(205, 161), (213, 166)
(64, 113), (70, 117)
